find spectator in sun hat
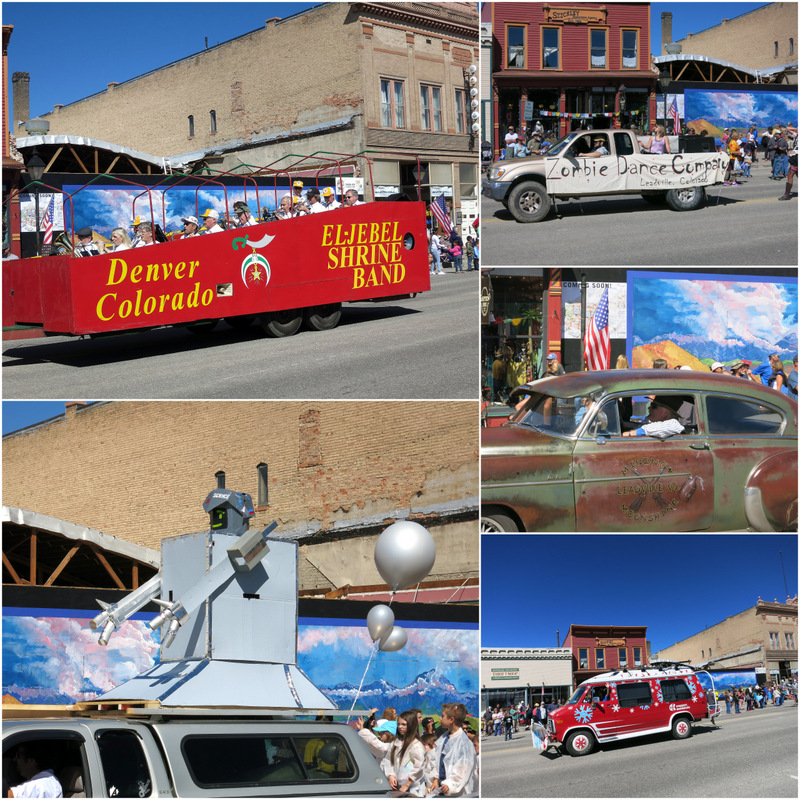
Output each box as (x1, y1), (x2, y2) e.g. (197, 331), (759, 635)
(321, 187), (341, 210)
(711, 361), (726, 373)
(545, 352), (565, 376)
(200, 208), (225, 234)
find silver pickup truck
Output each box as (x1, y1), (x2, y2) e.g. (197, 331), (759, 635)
(3, 712), (390, 797)
(483, 129), (727, 222)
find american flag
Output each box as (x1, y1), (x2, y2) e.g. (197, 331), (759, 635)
(669, 97), (680, 132)
(584, 288), (610, 371)
(429, 194), (452, 235)
(42, 195), (55, 246)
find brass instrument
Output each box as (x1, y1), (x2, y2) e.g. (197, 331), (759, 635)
(52, 231), (75, 256)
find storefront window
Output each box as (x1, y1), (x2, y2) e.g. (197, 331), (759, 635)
(590, 29), (607, 68)
(507, 25), (525, 67)
(622, 29), (638, 68)
(542, 27), (559, 69)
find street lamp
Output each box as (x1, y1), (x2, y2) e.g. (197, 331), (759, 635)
(658, 66), (671, 132)
(25, 147), (46, 256)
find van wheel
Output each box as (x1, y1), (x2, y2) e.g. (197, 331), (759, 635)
(507, 181), (551, 223)
(671, 717), (692, 740)
(666, 186), (705, 211)
(303, 303), (342, 331)
(260, 309), (302, 337)
(481, 511), (519, 533)
(565, 730), (595, 756)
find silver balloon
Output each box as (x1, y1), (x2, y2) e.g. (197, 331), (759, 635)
(379, 626), (408, 652)
(373, 520), (436, 591)
(367, 604), (395, 642)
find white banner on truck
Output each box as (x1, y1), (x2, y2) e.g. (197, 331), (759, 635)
(544, 153), (728, 194)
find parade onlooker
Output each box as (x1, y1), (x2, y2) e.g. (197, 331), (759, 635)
(786, 355), (798, 398)
(492, 707), (503, 736)
(431, 703), (477, 796)
(772, 128), (789, 180)
(503, 708), (513, 741)
(545, 352), (565, 376)
(724, 130), (742, 186)
(429, 229), (444, 276)
(465, 236), (475, 270)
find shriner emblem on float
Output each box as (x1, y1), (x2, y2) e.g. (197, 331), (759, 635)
(241, 251), (271, 288)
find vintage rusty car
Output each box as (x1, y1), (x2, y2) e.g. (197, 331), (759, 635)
(481, 370), (798, 532)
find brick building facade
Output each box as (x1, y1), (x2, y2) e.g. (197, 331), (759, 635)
(2, 401), (478, 596)
(488, 2), (656, 151)
(653, 596), (798, 684)
(664, 3), (798, 75)
(34, 2), (480, 234)
(562, 624), (650, 687)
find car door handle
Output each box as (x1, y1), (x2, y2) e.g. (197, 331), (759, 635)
(689, 441), (710, 450)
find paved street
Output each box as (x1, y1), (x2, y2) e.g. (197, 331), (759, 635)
(1, 270), (478, 400)
(480, 705), (798, 797)
(482, 163), (798, 266)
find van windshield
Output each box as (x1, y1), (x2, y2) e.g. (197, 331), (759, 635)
(565, 686), (587, 706)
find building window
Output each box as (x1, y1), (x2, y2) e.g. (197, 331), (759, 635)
(633, 647), (642, 666)
(420, 84), (442, 132)
(455, 89), (467, 134)
(188, 115), (194, 138)
(380, 79), (405, 128)
(507, 25), (525, 67)
(774, 41), (779, 57)
(790, 38), (795, 55)
(257, 463), (268, 507)
(542, 27), (560, 69)
(618, 647), (627, 667)
(590, 29), (607, 68)
(579, 648), (588, 668)
(595, 648), (605, 669)
(622, 29), (638, 68)
(785, 632), (795, 649)
(210, 109), (217, 134)
(770, 632), (780, 649)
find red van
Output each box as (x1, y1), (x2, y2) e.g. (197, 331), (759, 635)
(546, 663), (718, 756)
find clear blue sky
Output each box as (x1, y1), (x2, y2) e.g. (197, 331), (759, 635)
(650, 2), (772, 55)
(2, 400), (89, 435)
(4, 2), (322, 122)
(482, 534), (798, 653)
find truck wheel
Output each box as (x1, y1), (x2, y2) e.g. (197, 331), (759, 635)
(666, 186), (705, 211)
(481, 511), (519, 533)
(225, 315), (256, 331)
(565, 730), (595, 756)
(260, 309), (302, 337)
(507, 181), (551, 223)
(671, 717), (692, 740)
(303, 303), (342, 331)
(641, 190), (667, 204)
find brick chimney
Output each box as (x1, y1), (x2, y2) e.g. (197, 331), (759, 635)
(12, 71), (30, 128)
(661, 12), (673, 56)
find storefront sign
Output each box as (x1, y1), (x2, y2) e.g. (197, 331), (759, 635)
(523, 101), (534, 121)
(545, 5), (607, 24)
(491, 668), (519, 680)
(596, 638), (626, 647)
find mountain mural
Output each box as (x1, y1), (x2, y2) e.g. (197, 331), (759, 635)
(320, 668), (478, 716)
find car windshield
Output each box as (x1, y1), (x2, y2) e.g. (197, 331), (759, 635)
(510, 392), (597, 437)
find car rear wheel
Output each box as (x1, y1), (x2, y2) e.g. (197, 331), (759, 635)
(671, 717), (692, 740)
(507, 181), (552, 223)
(666, 186), (705, 211)
(565, 730), (595, 756)
(260, 309), (303, 337)
(481, 511), (519, 533)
